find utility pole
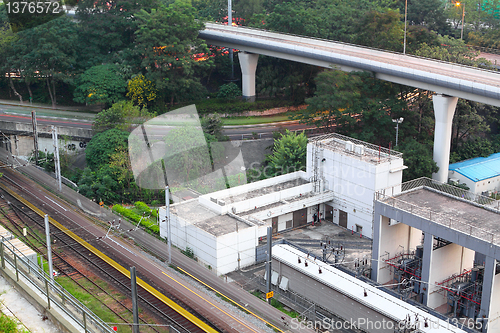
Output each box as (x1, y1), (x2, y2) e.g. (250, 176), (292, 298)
(228, 0), (234, 79)
(52, 126), (62, 192)
(166, 186), (171, 264)
(266, 226), (272, 304)
(44, 214), (54, 285)
(130, 266), (140, 333)
(31, 111), (38, 165)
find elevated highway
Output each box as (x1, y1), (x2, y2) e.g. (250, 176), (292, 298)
(199, 23), (500, 182)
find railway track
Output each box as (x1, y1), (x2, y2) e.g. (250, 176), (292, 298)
(0, 170), (219, 333)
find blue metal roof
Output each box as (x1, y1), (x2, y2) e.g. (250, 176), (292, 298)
(449, 152), (500, 182)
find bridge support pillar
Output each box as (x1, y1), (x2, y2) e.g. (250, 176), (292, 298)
(432, 94), (458, 183)
(239, 52), (258, 102)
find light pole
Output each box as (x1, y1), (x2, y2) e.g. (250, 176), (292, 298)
(403, 0), (408, 54)
(456, 2), (465, 40)
(392, 117), (404, 146)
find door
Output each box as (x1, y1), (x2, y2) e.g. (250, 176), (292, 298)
(272, 217), (278, 234)
(339, 210), (348, 228)
(325, 205), (333, 222)
(293, 208), (308, 227)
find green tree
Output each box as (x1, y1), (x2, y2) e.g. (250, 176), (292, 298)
(3, 0), (64, 33)
(414, 35), (492, 68)
(397, 139), (439, 181)
(217, 82), (241, 99)
(450, 138), (497, 162)
(234, 0), (264, 21)
(403, 0), (450, 35)
(468, 27), (500, 49)
(164, 126), (213, 184)
(0, 12), (20, 101)
(85, 129), (129, 171)
(126, 74), (158, 108)
(73, 64), (127, 106)
(294, 70), (362, 134)
(135, 0), (212, 105)
(7, 16), (78, 107)
(193, 0), (228, 22)
(451, 100), (492, 150)
(75, 0), (156, 69)
(265, 129), (307, 177)
(355, 10), (403, 51)
(201, 113), (225, 140)
(93, 100), (152, 134)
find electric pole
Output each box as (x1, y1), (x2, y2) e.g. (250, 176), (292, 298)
(44, 214), (54, 285)
(52, 126), (62, 192)
(31, 111), (38, 165)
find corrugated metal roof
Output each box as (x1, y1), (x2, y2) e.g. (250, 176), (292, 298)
(449, 152), (500, 182)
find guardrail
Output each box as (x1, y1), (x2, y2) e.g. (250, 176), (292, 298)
(0, 238), (113, 333)
(376, 177), (498, 245)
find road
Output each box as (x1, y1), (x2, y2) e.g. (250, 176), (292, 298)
(0, 148), (316, 333)
(0, 101), (318, 139)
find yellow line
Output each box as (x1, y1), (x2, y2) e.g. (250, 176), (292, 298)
(176, 266), (284, 332)
(1, 185), (217, 333)
(162, 271), (260, 333)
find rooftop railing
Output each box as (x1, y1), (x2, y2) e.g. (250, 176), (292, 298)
(309, 132), (403, 162)
(376, 177), (499, 245)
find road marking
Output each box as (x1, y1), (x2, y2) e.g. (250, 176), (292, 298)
(162, 271), (262, 333)
(44, 196), (67, 211)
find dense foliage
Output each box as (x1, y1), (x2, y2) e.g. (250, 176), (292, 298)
(1, 0), (500, 199)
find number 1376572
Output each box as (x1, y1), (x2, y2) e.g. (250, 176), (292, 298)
(6, 1), (61, 14)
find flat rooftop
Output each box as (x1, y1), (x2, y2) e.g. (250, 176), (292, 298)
(310, 132), (403, 165)
(381, 187), (500, 245)
(220, 178), (308, 204)
(171, 200), (250, 236)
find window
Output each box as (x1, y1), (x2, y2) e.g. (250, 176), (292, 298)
(356, 225), (363, 233)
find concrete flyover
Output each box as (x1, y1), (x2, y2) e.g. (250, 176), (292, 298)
(199, 23), (500, 183)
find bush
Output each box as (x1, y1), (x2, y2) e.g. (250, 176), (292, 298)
(181, 246), (195, 259)
(112, 204), (159, 235)
(217, 83), (241, 100)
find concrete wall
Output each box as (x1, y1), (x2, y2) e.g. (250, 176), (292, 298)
(273, 258), (396, 333)
(428, 243), (475, 309)
(247, 191), (334, 221)
(202, 171), (307, 201)
(306, 143), (404, 238)
(448, 171), (500, 195)
(278, 213), (293, 231)
(4, 135), (88, 158)
(159, 208), (218, 271)
(488, 272), (500, 333)
(376, 216), (416, 284)
(216, 226), (258, 275)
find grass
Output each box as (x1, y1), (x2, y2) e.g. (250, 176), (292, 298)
(251, 290), (300, 318)
(56, 276), (127, 330)
(0, 311), (29, 333)
(222, 114), (295, 126)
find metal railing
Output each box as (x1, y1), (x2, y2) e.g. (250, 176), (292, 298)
(376, 177), (498, 245)
(399, 177), (495, 206)
(310, 132), (403, 163)
(0, 239), (114, 333)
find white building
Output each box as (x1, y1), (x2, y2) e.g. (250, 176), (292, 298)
(306, 133), (406, 237)
(448, 152), (500, 195)
(158, 133), (405, 275)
